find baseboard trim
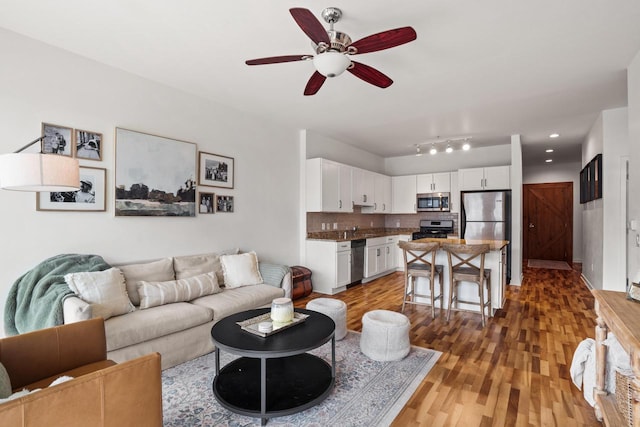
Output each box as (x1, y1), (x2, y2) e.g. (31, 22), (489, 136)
(580, 274), (593, 290)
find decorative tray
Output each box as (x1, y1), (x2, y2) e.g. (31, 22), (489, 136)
(237, 312), (309, 337)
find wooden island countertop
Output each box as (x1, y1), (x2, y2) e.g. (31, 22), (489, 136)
(412, 237), (509, 251)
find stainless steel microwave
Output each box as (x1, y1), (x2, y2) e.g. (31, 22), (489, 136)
(417, 192), (450, 212)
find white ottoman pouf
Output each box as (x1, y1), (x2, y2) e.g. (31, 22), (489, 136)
(360, 310), (410, 361)
(306, 298), (348, 340)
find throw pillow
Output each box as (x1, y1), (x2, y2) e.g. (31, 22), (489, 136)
(0, 362), (11, 399)
(137, 272), (221, 309)
(220, 251), (263, 289)
(64, 268), (135, 320)
(118, 258), (175, 306)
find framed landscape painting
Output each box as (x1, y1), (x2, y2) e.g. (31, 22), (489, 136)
(37, 166), (106, 211)
(198, 151), (234, 189)
(115, 128), (197, 216)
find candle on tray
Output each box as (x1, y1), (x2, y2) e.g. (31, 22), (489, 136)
(271, 297), (294, 323)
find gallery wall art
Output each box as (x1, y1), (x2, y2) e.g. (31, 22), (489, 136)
(36, 166), (106, 211)
(115, 128), (197, 216)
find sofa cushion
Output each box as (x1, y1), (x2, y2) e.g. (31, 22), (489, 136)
(104, 302), (213, 351)
(191, 284), (284, 321)
(118, 258), (174, 306)
(220, 252), (263, 288)
(64, 268), (135, 320)
(174, 249), (239, 283)
(138, 272), (221, 309)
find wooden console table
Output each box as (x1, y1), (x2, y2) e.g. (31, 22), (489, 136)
(592, 290), (640, 426)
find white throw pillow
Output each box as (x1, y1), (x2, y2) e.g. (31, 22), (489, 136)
(220, 251), (263, 289)
(64, 268), (135, 320)
(118, 258), (175, 306)
(138, 272), (221, 309)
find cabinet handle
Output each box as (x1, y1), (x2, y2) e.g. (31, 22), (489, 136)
(339, 200), (342, 209)
(382, 203), (386, 211)
(386, 246), (390, 254)
(374, 203), (377, 210)
(363, 194), (367, 203)
(376, 248), (380, 256)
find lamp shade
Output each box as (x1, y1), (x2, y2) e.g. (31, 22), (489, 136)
(0, 153), (80, 192)
(313, 52), (351, 78)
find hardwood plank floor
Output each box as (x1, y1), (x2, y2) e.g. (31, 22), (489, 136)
(294, 263), (600, 426)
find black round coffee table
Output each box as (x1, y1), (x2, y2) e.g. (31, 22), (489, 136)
(210, 308), (336, 425)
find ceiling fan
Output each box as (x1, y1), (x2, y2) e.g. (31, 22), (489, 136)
(245, 7), (417, 96)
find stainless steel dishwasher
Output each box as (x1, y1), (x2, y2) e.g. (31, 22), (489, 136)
(350, 239), (366, 285)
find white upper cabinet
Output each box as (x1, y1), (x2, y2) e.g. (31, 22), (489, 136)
(458, 166), (510, 191)
(306, 158), (353, 213)
(391, 175), (417, 213)
(416, 172), (451, 193)
(374, 173), (392, 213)
(352, 167), (375, 206)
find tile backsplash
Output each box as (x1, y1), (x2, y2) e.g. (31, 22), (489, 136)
(307, 208), (458, 235)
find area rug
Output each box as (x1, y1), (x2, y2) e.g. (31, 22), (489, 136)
(162, 331), (441, 426)
(528, 259), (572, 270)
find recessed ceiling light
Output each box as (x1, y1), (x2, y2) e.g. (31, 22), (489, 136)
(545, 159), (553, 163)
(549, 133), (560, 138)
(545, 149), (554, 153)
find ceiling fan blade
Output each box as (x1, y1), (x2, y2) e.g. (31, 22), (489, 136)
(245, 55), (310, 66)
(350, 27), (417, 54)
(347, 61), (393, 88)
(304, 71), (327, 96)
(290, 8), (330, 45)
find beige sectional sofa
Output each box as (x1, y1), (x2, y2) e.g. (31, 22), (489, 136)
(62, 250), (292, 369)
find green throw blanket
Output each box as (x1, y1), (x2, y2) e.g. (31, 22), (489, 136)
(4, 254), (111, 336)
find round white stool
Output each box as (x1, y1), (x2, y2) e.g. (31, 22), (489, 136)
(306, 298), (348, 340)
(360, 310), (410, 361)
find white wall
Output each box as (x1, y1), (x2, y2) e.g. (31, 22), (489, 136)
(0, 30), (301, 335)
(384, 144), (512, 176)
(305, 131), (385, 173)
(523, 161), (583, 262)
(510, 135), (523, 286)
(628, 50), (640, 286)
(602, 108), (629, 291)
(580, 108), (629, 291)
(582, 116), (604, 288)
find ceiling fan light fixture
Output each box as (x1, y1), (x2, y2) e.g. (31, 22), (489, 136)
(313, 52), (351, 77)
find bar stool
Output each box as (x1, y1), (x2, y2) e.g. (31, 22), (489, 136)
(442, 243), (492, 326)
(398, 241), (443, 318)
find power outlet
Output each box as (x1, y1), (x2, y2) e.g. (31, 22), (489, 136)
(370, 221), (374, 227)
(396, 220), (401, 228)
(321, 223), (326, 231)
(333, 223), (338, 230)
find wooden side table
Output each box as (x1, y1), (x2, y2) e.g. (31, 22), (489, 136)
(592, 290), (640, 426)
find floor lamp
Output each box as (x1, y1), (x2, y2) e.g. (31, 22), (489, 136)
(0, 136), (79, 192)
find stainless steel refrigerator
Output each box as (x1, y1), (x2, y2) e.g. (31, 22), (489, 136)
(461, 190), (511, 282)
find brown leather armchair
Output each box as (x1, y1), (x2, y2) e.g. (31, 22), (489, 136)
(0, 318), (162, 427)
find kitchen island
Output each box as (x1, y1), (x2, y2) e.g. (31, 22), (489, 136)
(411, 237), (509, 316)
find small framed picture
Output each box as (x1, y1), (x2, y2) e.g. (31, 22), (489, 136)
(216, 195), (234, 213)
(75, 129), (102, 161)
(198, 151), (234, 189)
(37, 166), (107, 212)
(41, 123), (73, 157)
(199, 192), (215, 214)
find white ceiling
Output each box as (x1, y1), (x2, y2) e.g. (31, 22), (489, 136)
(1, 1), (639, 166)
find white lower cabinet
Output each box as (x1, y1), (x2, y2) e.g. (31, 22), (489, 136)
(305, 240), (351, 294)
(396, 235), (411, 270)
(364, 236), (399, 280)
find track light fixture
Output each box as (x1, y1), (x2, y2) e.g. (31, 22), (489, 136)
(415, 136), (472, 156)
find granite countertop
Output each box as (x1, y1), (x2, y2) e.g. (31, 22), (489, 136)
(412, 237), (509, 251)
(307, 228), (417, 242)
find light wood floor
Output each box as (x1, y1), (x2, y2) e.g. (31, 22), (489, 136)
(294, 263), (600, 426)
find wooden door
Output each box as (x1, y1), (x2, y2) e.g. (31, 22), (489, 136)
(523, 182), (573, 262)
